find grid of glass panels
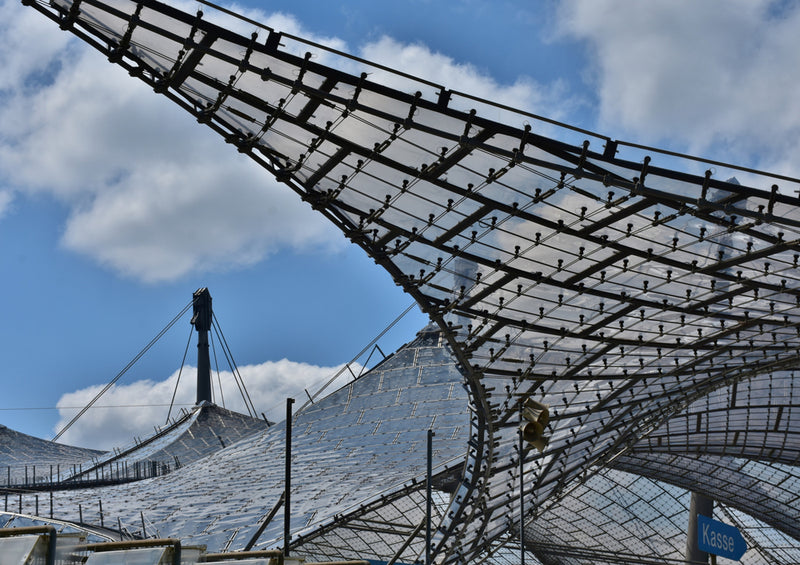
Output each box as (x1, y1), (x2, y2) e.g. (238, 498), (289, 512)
(15, 328), (470, 559)
(59, 404), (268, 484)
(21, 1), (800, 563)
(0, 425), (102, 486)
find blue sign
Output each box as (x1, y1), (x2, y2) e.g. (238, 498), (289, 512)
(697, 515), (747, 560)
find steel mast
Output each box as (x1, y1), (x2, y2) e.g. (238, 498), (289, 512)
(191, 288), (213, 405)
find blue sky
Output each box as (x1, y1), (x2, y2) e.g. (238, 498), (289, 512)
(2, 0), (800, 448)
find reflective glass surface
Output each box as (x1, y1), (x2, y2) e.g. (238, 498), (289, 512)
(18, 1), (800, 563)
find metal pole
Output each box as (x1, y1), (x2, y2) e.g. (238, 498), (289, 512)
(284, 397), (295, 557)
(686, 492), (713, 564)
(426, 429), (433, 565)
(519, 426), (525, 565)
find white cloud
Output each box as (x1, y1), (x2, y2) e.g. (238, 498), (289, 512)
(190, 2), (349, 55)
(557, 0), (800, 174)
(0, 0), (344, 283)
(0, 190), (12, 219)
(59, 148), (338, 282)
(54, 358), (355, 449)
(0, 0), (70, 88)
(359, 36), (578, 121)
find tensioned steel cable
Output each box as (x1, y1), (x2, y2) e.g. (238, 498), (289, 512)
(52, 300), (194, 442)
(209, 330), (227, 409)
(166, 324), (195, 424)
(0, 403), (194, 410)
(297, 301), (420, 413)
(212, 312), (256, 417)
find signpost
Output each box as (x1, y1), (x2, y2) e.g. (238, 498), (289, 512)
(697, 515), (747, 561)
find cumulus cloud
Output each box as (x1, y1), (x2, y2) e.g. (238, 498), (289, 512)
(359, 36), (578, 121)
(54, 358), (355, 449)
(0, 190), (12, 219)
(0, 0), (345, 283)
(557, 0), (800, 174)
(0, 0), (70, 88)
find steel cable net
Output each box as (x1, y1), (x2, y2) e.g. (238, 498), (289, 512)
(23, 0), (800, 562)
(291, 487), (450, 564)
(523, 467), (800, 565)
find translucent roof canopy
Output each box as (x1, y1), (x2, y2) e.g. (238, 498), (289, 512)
(25, 327), (469, 560)
(23, 0), (800, 563)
